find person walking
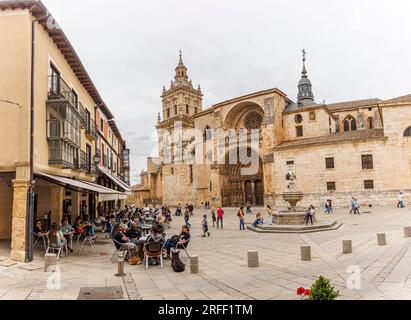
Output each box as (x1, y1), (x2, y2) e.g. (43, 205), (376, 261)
(211, 207), (216, 227)
(398, 192), (405, 208)
(305, 205), (315, 225)
(201, 214), (210, 237)
(267, 205), (273, 225)
(349, 197), (356, 214)
(325, 199), (330, 214)
(216, 206), (224, 229)
(238, 206), (245, 230)
(353, 198), (361, 215)
(184, 207), (192, 227)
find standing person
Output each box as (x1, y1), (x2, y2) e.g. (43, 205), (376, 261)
(238, 206), (245, 230)
(349, 197), (356, 214)
(398, 192), (405, 208)
(267, 205), (273, 225)
(305, 205), (314, 225)
(184, 207), (191, 227)
(353, 198), (361, 215)
(246, 201), (252, 214)
(325, 199), (330, 214)
(211, 207), (216, 227)
(328, 199), (333, 214)
(216, 206), (224, 229)
(201, 214), (210, 237)
(188, 204), (194, 216)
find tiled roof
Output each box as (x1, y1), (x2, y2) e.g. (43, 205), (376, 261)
(381, 94), (411, 105)
(326, 98), (382, 112)
(275, 129), (385, 149)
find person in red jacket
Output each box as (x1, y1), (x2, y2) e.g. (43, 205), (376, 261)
(216, 207), (224, 229)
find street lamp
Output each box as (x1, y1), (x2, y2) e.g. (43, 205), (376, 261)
(93, 152), (100, 165)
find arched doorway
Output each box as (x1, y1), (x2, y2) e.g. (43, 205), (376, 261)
(219, 148), (264, 207)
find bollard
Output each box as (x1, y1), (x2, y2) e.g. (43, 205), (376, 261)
(247, 250), (259, 268)
(115, 253), (126, 277)
(377, 233), (386, 246)
(44, 253), (57, 272)
(342, 240), (352, 254)
(190, 255), (199, 274)
(404, 226), (411, 238)
(300, 245), (311, 261)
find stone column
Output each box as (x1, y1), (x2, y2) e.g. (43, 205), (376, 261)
(71, 191), (81, 218)
(190, 255), (199, 274)
(251, 181), (256, 205)
(247, 250), (259, 267)
(301, 245), (311, 261)
(404, 226), (411, 238)
(377, 233), (386, 246)
(342, 240), (352, 254)
(10, 179), (31, 262)
(50, 185), (64, 224)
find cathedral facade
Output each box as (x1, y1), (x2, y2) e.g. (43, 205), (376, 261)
(131, 52), (411, 208)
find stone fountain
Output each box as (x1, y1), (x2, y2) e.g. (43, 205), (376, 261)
(247, 171), (340, 233)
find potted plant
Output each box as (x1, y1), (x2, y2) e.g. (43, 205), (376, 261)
(296, 276), (339, 300)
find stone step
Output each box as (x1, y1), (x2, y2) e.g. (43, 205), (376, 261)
(247, 222), (342, 234)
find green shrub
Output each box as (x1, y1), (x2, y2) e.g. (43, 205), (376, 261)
(309, 276), (339, 300)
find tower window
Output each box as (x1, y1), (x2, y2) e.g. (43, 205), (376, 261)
(404, 126), (411, 136)
(296, 126), (303, 137)
(327, 182), (336, 191)
(325, 157), (335, 169)
(166, 109), (170, 119)
(189, 165), (193, 183)
(294, 114), (303, 124)
(361, 154), (373, 170)
(367, 117), (374, 129)
(343, 115), (357, 132)
(186, 104), (189, 114)
(174, 106), (178, 115)
(364, 180), (374, 189)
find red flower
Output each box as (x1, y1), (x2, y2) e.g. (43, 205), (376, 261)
(297, 287), (306, 295)
(304, 289), (310, 296)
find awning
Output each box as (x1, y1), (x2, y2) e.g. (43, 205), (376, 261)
(34, 172), (127, 202)
(97, 165), (132, 193)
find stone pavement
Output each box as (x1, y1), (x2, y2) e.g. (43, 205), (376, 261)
(1, 205), (411, 300)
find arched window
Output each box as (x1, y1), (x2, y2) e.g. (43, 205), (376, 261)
(367, 117), (374, 129)
(166, 109), (170, 119)
(404, 126), (411, 137)
(174, 106), (177, 115)
(186, 104), (189, 114)
(203, 125), (212, 141)
(343, 116), (357, 132)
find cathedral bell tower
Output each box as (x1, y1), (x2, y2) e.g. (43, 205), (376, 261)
(158, 51), (203, 129)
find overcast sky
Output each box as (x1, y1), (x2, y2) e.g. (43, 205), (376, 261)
(42, 0), (411, 184)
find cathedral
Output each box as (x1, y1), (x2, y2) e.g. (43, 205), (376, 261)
(130, 51), (411, 208)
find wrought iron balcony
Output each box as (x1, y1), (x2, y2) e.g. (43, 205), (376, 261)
(85, 118), (98, 141)
(78, 102), (87, 129)
(78, 150), (98, 175)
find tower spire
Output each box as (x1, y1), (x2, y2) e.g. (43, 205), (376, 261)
(297, 48), (314, 103)
(174, 49), (189, 82)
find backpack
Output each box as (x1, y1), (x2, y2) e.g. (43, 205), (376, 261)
(237, 210), (241, 217)
(171, 251), (185, 272)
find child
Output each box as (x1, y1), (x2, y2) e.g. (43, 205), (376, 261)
(211, 207), (216, 227)
(201, 214), (210, 237)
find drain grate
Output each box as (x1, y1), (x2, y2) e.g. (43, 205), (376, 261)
(78, 286), (124, 300)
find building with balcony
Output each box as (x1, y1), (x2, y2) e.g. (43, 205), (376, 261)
(0, 0), (130, 262)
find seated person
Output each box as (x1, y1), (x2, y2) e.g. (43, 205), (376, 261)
(60, 217), (74, 253)
(112, 224), (137, 258)
(83, 215), (97, 240)
(73, 216), (83, 240)
(144, 226), (164, 265)
(163, 225), (191, 258)
(252, 212), (264, 227)
(48, 222), (69, 256)
(34, 220), (46, 235)
(125, 222), (142, 242)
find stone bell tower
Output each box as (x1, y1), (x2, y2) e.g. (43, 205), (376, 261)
(158, 50), (203, 127)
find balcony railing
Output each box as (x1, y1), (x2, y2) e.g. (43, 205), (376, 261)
(85, 118), (98, 141)
(48, 139), (77, 169)
(78, 102), (87, 129)
(47, 119), (80, 148)
(78, 150), (98, 175)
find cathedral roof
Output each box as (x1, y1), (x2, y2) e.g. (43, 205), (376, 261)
(381, 94), (411, 105)
(275, 128), (385, 150)
(326, 98), (382, 112)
